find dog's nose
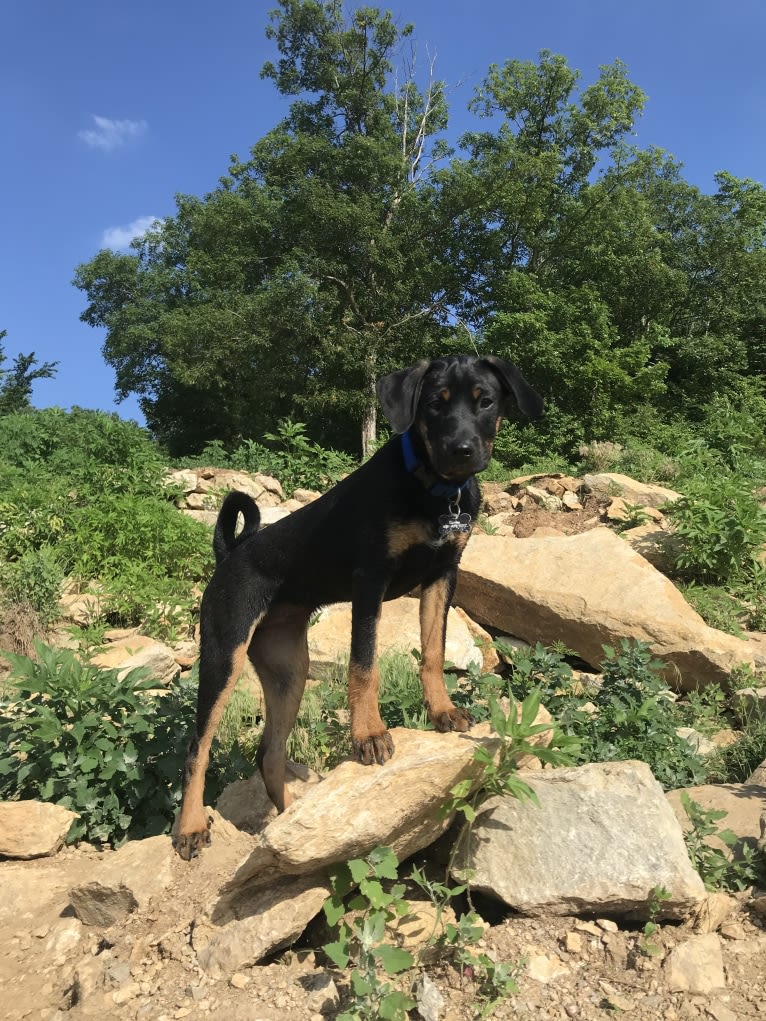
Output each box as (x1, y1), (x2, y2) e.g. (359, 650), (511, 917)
(452, 442), (475, 460)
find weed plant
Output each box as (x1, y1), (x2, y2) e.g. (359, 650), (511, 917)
(0, 642), (247, 845)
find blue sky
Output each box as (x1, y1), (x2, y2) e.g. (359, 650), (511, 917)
(2, 0), (764, 428)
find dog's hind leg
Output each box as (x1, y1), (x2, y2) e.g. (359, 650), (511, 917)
(174, 585), (265, 860)
(248, 604), (311, 812)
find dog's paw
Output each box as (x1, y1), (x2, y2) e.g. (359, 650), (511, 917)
(431, 706), (473, 733)
(352, 730), (395, 766)
(172, 817), (212, 861)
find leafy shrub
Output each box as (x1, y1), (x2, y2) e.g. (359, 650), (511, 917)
(663, 478), (766, 585)
(681, 792), (763, 891)
(183, 419), (356, 495)
(324, 846), (417, 1020)
(0, 545), (64, 628)
(504, 640), (709, 790)
(0, 406), (163, 480)
(0, 643), (247, 845)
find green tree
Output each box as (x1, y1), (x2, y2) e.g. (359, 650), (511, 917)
(75, 1), (455, 457)
(0, 331), (58, 416)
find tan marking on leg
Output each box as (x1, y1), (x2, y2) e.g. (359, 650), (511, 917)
(349, 661), (393, 764)
(250, 604), (311, 812)
(175, 618), (261, 855)
(419, 580), (472, 732)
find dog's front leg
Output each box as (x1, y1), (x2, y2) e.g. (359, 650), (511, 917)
(419, 570), (472, 733)
(348, 569), (394, 765)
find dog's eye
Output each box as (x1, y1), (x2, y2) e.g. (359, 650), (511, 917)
(479, 396), (494, 410)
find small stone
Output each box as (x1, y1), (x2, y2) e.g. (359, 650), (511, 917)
(112, 982), (141, 1004)
(564, 932), (583, 954)
(597, 918), (619, 933)
(526, 954), (569, 984)
(599, 980), (633, 1012)
(229, 972), (250, 989)
(707, 1002), (738, 1021)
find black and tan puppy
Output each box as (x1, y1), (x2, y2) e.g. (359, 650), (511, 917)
(173, 354), (542, 859)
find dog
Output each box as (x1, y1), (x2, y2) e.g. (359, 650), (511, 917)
(173, 354), (542, 859)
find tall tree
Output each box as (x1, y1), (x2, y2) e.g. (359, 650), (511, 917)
(75, 1), (454, 457)
(0, 331), (58, 416)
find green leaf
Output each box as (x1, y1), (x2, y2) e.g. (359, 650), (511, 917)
(323, 939), (349, 970)
(379, 990), (417, 1019)
(374, 944), (414, 975)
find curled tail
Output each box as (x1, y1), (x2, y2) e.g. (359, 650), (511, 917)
(213, 491), (260, 565)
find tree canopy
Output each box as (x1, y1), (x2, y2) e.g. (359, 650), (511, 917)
(74, 1), (766, 461)
(0, 330), (58, 417)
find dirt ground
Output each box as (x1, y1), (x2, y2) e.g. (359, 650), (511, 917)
(3, 838), (766, 1021)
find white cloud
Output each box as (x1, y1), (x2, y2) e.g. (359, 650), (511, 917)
(102, 215), (161, 251)
(79, 114), (148, 152)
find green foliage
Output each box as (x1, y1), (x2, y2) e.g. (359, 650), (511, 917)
(504, 640), (709, 790)
(0, 643), (248, 845)
(640, 886), (671, 957)
(0, 407), (212, 639)
(663, 478), (766, 585)
(182, 419), (356, 495)
(680, 792), (763, 892)
(323, 846), (416, 1021)
(0, 545), (64, 629)
(0, 330), (58, 416)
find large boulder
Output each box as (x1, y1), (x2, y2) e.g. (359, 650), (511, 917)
(455, 529), (758, 690)
(453, 760), (705, 920)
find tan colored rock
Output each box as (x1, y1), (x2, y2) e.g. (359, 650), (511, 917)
(292, 488), (321, 504)
(90, 634), (157, 670)
(223, 715), (552, 893)
(308, 596), (483, 677)
(69, 835), (175, 926)
(163, 468), (198, 494)
(185, 491), (217, 511)
(115, 642), (179, 686)
(453, 606), (500, 672)
(665, 933), (726, 993)
(688, 892), (740, 934)
(455, 529), (756, 690)
(453, 760), (705, 920)
(582, 473), (681, 509)
(216, 761), (322, 834)
(0, 800), (78, 858)
(58, 591), (104, 625)
(197, 873), (331, 978)
(181, 509), (218, 527)
(259, 506), (292, 526)
(621, 522), (673, 569)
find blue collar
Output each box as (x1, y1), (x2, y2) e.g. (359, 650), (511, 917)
(400, 430), (472, 500)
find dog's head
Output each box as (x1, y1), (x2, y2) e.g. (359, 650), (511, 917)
(376, 354), (542, 481)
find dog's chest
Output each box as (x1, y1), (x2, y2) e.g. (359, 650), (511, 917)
(384, 518), (470, 591)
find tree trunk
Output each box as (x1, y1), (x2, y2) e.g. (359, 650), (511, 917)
(361, 398), (377, 460)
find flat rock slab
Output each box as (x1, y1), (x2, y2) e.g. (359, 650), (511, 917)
(455, 529), (756, 690)
(453, 760), (705, 920)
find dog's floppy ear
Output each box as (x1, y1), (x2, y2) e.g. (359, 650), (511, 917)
(481, 356), (543, 421)
(376, 360), (431, 434)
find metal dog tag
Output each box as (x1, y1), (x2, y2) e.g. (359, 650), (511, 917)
(438, 510), (472, 538)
